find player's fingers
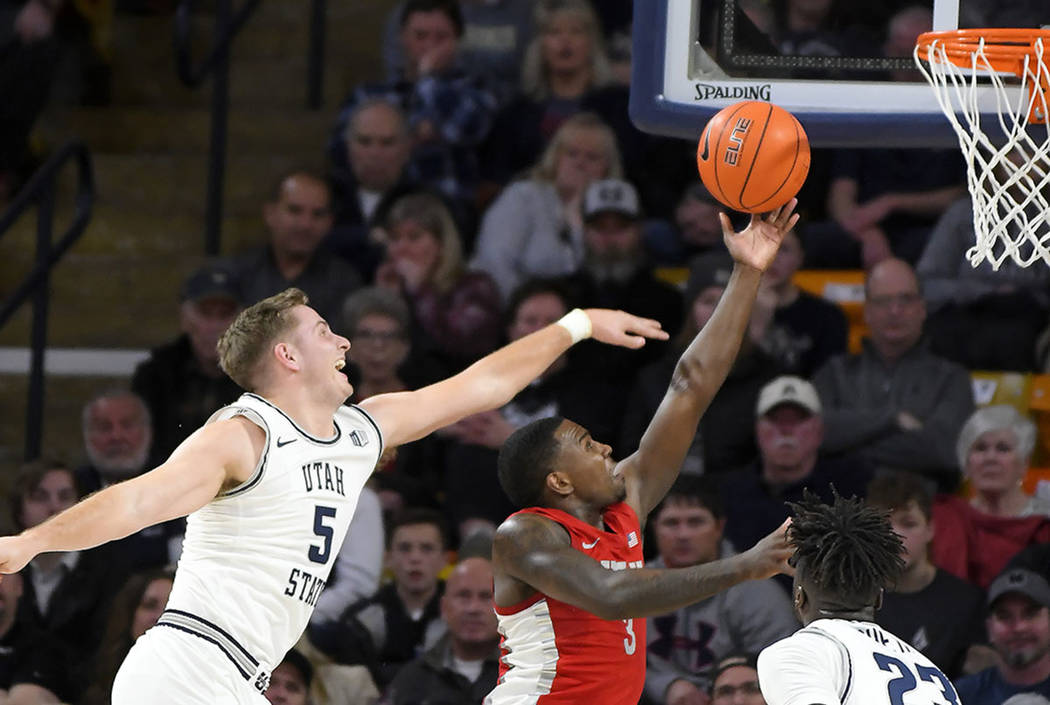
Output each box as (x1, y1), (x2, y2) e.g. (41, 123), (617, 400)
(618, 334), (647, 349)
(720, 212), (735, 236)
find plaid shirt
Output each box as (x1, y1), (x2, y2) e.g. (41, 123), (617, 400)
(328, 68), (498, 209)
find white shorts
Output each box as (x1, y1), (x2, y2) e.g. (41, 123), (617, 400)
(112, 627), (270, 705)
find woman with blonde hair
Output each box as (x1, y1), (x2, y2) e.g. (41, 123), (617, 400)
(482, 0), (618, 186)
(473, 112), (623, 300)
(376, 191), (502, 369)
(931, 405), (1050, 587)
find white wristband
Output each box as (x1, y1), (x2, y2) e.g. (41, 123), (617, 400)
(556, 308), (592, 344)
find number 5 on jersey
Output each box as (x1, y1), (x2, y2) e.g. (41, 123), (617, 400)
(309, 505), (337, 564)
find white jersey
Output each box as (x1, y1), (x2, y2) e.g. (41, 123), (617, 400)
(159, 393), (382, 692)
(757, 619), (961, 705)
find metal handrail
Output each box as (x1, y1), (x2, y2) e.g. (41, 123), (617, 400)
(173, 0), (328, 255)
(0, 141), (96, 460)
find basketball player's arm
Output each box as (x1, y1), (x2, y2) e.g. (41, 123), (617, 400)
(361, 310), (667, 447)
(619, 201), (800, 520)
(494, 514), (792, 620)
(0, 417), (261, 574)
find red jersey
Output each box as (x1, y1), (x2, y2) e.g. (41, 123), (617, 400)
(486, 502), (646, 705)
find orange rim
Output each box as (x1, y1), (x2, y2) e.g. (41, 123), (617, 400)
(916, 28), (1050, 74)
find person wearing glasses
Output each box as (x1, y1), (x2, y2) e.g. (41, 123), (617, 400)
(812, 258), (974, 493)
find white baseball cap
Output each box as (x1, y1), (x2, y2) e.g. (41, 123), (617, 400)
(756, 376), (822, 417)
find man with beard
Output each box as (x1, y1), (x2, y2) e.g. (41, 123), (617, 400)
(77, 390), (183, 571)
(955, 563), (1050, 704)
(562, 178), (682, 449)
(720, 376), (872, 591)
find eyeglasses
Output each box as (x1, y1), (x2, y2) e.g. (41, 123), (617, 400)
(866, 293), (921, 310)
(713, 681), (762, 700)
(352, 329), (405, 344)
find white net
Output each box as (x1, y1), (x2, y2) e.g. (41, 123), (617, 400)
(915, 34), (1050, 269)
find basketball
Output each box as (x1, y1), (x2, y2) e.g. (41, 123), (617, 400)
(696, 101), (810, 214)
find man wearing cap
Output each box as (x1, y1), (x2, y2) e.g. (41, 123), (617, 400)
(955, 563), (1050, 704)
(719, 375), (872, 577)
(131, 262), (244, 464)
(560, 178), (682, 447)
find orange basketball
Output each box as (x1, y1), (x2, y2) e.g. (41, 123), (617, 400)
(696, 101), (810, 214)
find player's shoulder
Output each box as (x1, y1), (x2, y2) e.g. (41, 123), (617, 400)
(495, 511), (569, 546)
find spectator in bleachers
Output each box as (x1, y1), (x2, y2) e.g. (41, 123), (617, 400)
(309, 509), (449, 690)
(621, 253), (779, 474)
(77, 388), (152, 491)
(132, 262), (244, 466)
(265, 648), (312, 705)
(804, 130), (966, 268)
(328, 0), (498, 231)
(9, 459), (126, 683)
(233, 170), (362, 326)
(710, 654), (768, 705)
(481, 0), (690, 219)
(81, 569), (174, 705)
(753, 227), (848, 377)
(954, 560), (1050, 704)
(0, 571), (72, 704)
(932, 405), (1050, 589)
(866, 472), (986, 679)
(382, 557), (500, 705)
(918, 195), (1050, 372)
(328, 99), (417, 283)
(381, 0), (535, 104)
(647, 181), (728, 266)
(77, 389), (184, 571)
(480, 0), (613, 187)
(813, 259), (973, 492)
(560, 177), (681, 445)
(644, 477), (797, 705)
(376, 191), (502, 371)
(472, 112), (622, 301)
(0, 0), (62, 202)
(719, 376), (871, 572)
(341, 288), (442, 513)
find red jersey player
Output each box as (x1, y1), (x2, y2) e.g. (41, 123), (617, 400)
(487, 200), (801, 705)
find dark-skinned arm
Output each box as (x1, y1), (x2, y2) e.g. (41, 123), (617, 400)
(620, 201), (800, 520)
(493, 513), (792, 620)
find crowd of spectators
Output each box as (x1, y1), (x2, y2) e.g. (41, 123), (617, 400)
(4, 1), (1050, 704)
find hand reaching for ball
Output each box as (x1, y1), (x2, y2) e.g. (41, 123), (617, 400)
(720, 198), (800, 273)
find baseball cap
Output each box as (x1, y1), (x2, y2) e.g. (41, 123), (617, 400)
(756, 376), (822, 417)
(180, 263), (241, 304)
(987, 567), (1050, 609)
(582, 179), (641, 222)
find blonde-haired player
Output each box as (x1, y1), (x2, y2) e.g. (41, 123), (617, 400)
(0, 288), (665, 704)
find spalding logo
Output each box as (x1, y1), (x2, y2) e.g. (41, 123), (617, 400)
(694, 83), (772, 101)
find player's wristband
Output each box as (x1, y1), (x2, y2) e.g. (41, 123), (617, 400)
(556, 308), (592, 344)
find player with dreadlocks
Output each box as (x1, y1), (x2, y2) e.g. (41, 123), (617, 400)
(756, 491), (962, 705)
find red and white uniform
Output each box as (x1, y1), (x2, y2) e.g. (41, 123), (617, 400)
(486, 502), (646, 705)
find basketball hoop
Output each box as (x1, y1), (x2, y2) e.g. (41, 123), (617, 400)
(915, 29), (1050, 269)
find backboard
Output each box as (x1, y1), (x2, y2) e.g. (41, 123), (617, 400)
(630, 0), (1045, 147)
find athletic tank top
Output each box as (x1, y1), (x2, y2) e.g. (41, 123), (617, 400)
(162, 393), (382, 680)
(486, 502), (646, 705)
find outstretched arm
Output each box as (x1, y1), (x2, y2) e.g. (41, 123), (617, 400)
(493, 514), (792, 620)
(361, 309), (668, 448)
(0, 417), (262, 576)
(620, 201), (800, 520)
